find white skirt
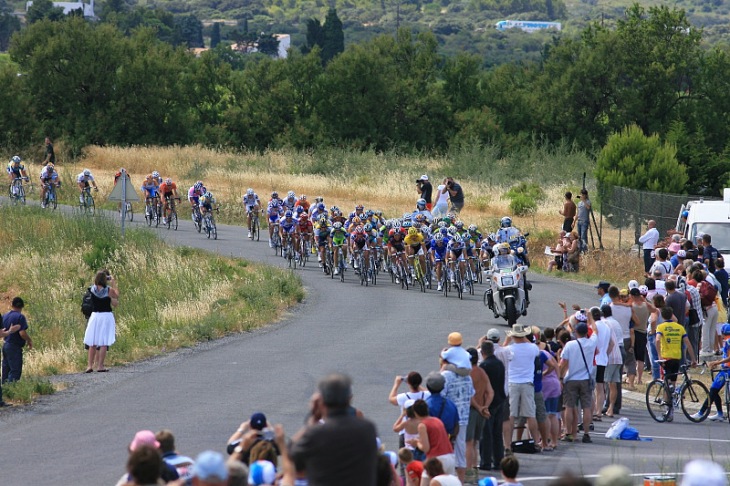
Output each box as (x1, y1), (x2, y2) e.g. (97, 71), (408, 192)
(83, 312), (116, 347)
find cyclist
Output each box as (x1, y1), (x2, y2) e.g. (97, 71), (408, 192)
(315, 215), (332, 268)
(200, 191), (217, 219)
(158, 177), (179, 225)
(479, 233), (497, 270)
(311, 202), (328, 223)
(693, 324), (730, 421)
(279, 210), (299, 259)
(412, 198), (433, 223)
(283, 191), (298, 211)
(188, 181), (206, 224)
(350, 225), (370, 278)
(349, 204), (365, 223)
(463, 224), (481, 282)
(76, 169), (98, 204)
(297, 213), (313, 256)
(295, 194), (310, 213)
(39, 163), (60, 208)
(495, 216), (521, 244)
(7, 156), (28, 196)
(655, 312), (697, 422)
(242, 188), (261, 238)
(267, 193), (284, 247)
(141, 174), (160, 212)
(151, 171), (163, 186)
(404, 226), (426, 281)
(447, 234), (467, 284)
(430, 233), (449, 291)
(331, 206), (347, 225)
(387, 227), (408, 283)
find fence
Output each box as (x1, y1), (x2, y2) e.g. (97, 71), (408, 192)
(599, 186), (720, 249)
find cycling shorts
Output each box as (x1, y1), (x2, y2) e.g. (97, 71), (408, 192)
(433, 248), (447, 262)
(352, 238), (368, 250)
(390, 242), (405, 253)
(331, 236), (345, 247)
(318, 234), (330, 247)
(246, 205), (257, 213)
(451, 249), (465, 261)
(163, 191), (173, 200)
(409, 244), (424, 256)
(466, 247), (475, 258)
(281, 224), (296, 234)
(711, 370), (729, 391)
(201, 202), (213, 210)
(269, 214), (280, 224)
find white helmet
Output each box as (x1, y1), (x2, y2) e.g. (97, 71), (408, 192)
(247, 188), (254, 196)
(83, 169), (91, 176)
(501, 217), (512, 228)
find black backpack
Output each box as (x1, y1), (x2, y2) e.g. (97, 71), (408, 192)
(81, 289), (94, 319)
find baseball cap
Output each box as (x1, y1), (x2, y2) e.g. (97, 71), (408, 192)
(595, 281), (610, 290)
(486, 328), (501, 342)
(419, 175), (429, 181)
(619, 288), (629, 296)
(193, 450), (229, 482)
(678, 249), (687, 258)
(628, 280), (639, 290)
(425, 372), (445, 392)
(448, 332), (463, 346)
(681, 459), (727, 486)
(250, 412), (267, 431)
(384, 451), (398, 467)
(248, 460), (275, 485)
(479, 478), (499, 486)
(129, 430), (160, 451)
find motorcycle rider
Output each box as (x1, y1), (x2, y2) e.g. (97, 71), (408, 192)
(487, 243), (530, 312)
(495, 216), (521, 244)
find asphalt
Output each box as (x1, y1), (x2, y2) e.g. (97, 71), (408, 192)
(0, 207), (727, 485)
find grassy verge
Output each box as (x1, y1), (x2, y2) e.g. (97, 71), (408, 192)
(0, 206), (304, 404)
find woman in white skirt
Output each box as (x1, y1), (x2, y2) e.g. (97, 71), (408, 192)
(83, 270), (119, 372)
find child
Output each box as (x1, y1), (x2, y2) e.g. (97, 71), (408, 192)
(501, 456), (524, 486)
(398, 447), (423, 486)
(695, 323), (730, 421)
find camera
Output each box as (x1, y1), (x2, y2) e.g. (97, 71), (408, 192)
(106, 275), (113, 281)
(260, 429), (275, 441)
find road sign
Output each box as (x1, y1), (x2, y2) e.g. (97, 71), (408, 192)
(108, 173), (140, 202)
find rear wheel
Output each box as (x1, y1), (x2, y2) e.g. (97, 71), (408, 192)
(171, 212), (178, 230)
(646, 380), (669, 423)
(211, 221), (217, 240)
(681, 380), (710, 422)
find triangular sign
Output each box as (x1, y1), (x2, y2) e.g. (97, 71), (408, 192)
(108, 174), (140, 202)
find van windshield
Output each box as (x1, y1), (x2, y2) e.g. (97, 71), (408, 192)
(691, 224), (730, 253)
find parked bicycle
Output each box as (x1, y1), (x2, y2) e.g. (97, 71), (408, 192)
(646, 360), (709, 423)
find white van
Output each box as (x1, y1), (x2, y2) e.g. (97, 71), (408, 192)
(676, 189), (730, 259)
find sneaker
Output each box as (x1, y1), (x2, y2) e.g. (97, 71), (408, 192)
(690, 411), (704, 420)
(437, 284), (443, 291)
(269, 240), (274, 248)
(582, 434), (592, 443)
(41, 202), (46, 209)
(247, 231), (252, 238)
(450, 277), (455, 283)
(665, 410), (674, 422)
(709, 412), (725, 422)
(334, 268), (340, 275)
(317, 256), (322, 262)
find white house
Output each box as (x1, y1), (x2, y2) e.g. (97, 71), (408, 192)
(275, 34), (290, 59)
(25, 0), (96, 18)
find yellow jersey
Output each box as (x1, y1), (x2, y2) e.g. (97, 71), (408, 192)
(656, 321), (687, 360)
(404, 233), (424, 247)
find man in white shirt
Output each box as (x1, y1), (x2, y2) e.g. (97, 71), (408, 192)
(649, 248), (672, 278)
(590, 307), (613, 422)
(601, 305), (624, 417)
(559, 314), (598, 443)
(638, 220), (660, 273)
(502, 324), (541, 454)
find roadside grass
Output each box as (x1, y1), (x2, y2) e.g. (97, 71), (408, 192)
(0, 206), (304, 404)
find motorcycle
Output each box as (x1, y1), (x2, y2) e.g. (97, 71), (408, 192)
(484, 264), (529, 325)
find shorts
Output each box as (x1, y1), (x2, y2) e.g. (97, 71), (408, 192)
(450, 250), (465, 262)
(711, 370), (729, 390)
(390, 242), (405, 253)
(353, 239), (368, 250)
(662, 359), (680, 382)
(563, 380), (593, 409)
(534, 391), (547, 423)
(465, 247), (474, 258)
(634, 331), (647, 362)
(595, 365), (606, 384)
(331, 236), (345, 247)
(623, 338), (637, 376)
(544, 396), (560, 415)
(433, 251), (447, 262)
(466, 407), (486, 441)
(508, 383), (536, 418)
(410, 244), (424, 255)
(246, 205), (256, 213)
(604, 364), (622, 383)
(163, 191), (173, 200)
(269, 214), (280, 224)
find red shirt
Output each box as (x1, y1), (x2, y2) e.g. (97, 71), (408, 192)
(422, 417), (453, 457)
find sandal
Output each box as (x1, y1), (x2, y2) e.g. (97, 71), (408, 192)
(543, 446), (554, 452)
(593, 415), (602, 422)
(84, 368), (94, 373)
(561, 434), (574, 442)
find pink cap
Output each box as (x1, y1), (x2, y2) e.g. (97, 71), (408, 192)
(130, 430), (160, 451)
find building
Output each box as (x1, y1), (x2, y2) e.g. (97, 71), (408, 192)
(25, 0), (96, 18)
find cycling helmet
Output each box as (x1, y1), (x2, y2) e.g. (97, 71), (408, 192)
(195, 182), (204, 191)
(439, 227), (449, 237)
(83, 169), (91, 176)
(203, 191), (213, 199)
(330, 206), (338, 213)
(722, 324), (730, 336)
(501, 216), (512, 228)
(438, 221), (447, 228)
(271, 191), (279, 199)
(165, 178), (172, 185)
(285, 210), (293, 218)
(408, 227), (418, 236)
(366, 209), (374, 217)
(246, 188), (254, 196)
(356, 204), (364, 211)
(300, 213), (309, 220)
(402, 212), (412, 220)
(468, 224), (478, 232)
(152, 171), (160, 178)
(446, 212), (456, 220)
(296, 206), (304, 215)
(355, 226), (365, 234)
(333, 222), (343, 230)
(403, 220), (413, 228)
(416, 198), (426, 209)
(11, 155), (21, 164)
(375, 210), (383, 217)
(415, 214), (425, 223)
(455, 220), (464, 229)
(364, 223), (373, 231)
(393, 221), (401, 229)
(453, 234), (463, 244)
(435, 233), (444, 243)
(447, 226), (457, 235)
(317, 203), (325, 211)
(389, 228), (401, 237)
(443, 216), (452, 226)
(319, 215), (328, 224)
(287, 190), (295, 198)
(384, 220), (393, 229)
(46, 163), (54, 171)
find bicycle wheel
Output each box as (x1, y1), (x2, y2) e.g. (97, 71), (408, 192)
(681, 379), (711, 422)
(126, 202), (133, 221)
(171, 212), (178, 230)
(86, 194), (94, 215)
(19, 185), (26, 205)
(211, 220), (217, 240)
(646, 380), (670, 423)
(155, 206), (161, 227)
(455, 269), (463, 300)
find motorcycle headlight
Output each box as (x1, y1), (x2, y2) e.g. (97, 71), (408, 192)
(517, 247), (524, 254)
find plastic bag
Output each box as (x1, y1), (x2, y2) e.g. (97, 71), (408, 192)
(605, 417), (630, 439)
(619, 427), (639, 440)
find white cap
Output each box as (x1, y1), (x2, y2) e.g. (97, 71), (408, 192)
(628, 280), (639, 290)
(681, 459), (728, 486)
(419, 174), (429, 181)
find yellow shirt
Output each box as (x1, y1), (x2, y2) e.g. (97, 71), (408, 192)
(404, 233), (424, 246)
(656, 321), (687, 360)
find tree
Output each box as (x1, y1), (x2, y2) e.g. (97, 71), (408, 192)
(321, 8), (344, 65)
(175, 14), (204, 48)
(210, 22), (221, 48)
(26, 0), (65, 24)
(0, 0), (21, 51)
(301, 18), (323, 55)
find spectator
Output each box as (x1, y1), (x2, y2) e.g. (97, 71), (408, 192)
(539, 336), (561, 451)
(375, 453), (399, 486)
(565, 231), (581, 271)
(1, 296), (32, 385)
(590, 307), (612, 423)
(439, 346), (475, 483)
(500, 456), (524, 486)
(647, 294), (666, 380)
(479, 340), (506, 472)
(444, 332), (473, 371)
(609, 285), (637, 390)
(389, 371), (430, 455)
(423, 458), (460, 486)
(115, 430), (179, 485)
(667, 234), (682, 255)
(559, 192), (577, 233)
(424, 372), (459, 439)
(695, 270), (720, 358)
(226, 412), (279, 465)
(714, 258), (728, 309)
(703, 234), (720, 273)
(559, 314), (598, 443)
(192, 450), (228, 486)
(83, 269), (119, 373)
(649, 248), (671, 278)
(432, 183), (450, 219)
(156, 429), (194, 481)
(407, 399), (456, 486)
(664, 279), (686, 325)
(573, 189), (591, 253)
(43, 136), (55, 165)
(248, 459), (276, 486)
(681, 459), (728, 486)
(629, 287), (652, 385)
(226, 461), (248, 486)
(503, 324), (541, 455)
(443, 177), (464, 214)
(638, 220), (660, 273)
(393, 399), (425, 462)
(398, 447), (423, 486)
(290, 373), (378, 486)
(124, 445), (163, 486)
(595, 281), (611, 307)
(465, 347), (493, 483)
(547, 231), (569, 272)
(416, 175), (433, 210)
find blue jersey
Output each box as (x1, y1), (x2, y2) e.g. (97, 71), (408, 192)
(431, 240), (448, 259)
(280, 218), (297, 232)
(141, 183), (159, 198)
(448, 239), (465, 252)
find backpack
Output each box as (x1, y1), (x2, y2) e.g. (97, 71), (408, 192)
(700, 281), (718, 308)
(81, 288), (94, 319)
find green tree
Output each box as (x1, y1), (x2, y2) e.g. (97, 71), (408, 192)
(302, 18), (323, 55)
(175, 14), (204, 48)
(26, 0), (65, 24)
(0, 0), (21, 51)
(210, 22), (221, 48)
(0, 64), (35, 150)
(321, 8), (344, 64)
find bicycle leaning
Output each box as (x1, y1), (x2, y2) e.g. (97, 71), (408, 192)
(646, 360), (709, 423)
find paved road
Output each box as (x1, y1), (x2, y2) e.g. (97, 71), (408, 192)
(0, 210), (725, 485)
